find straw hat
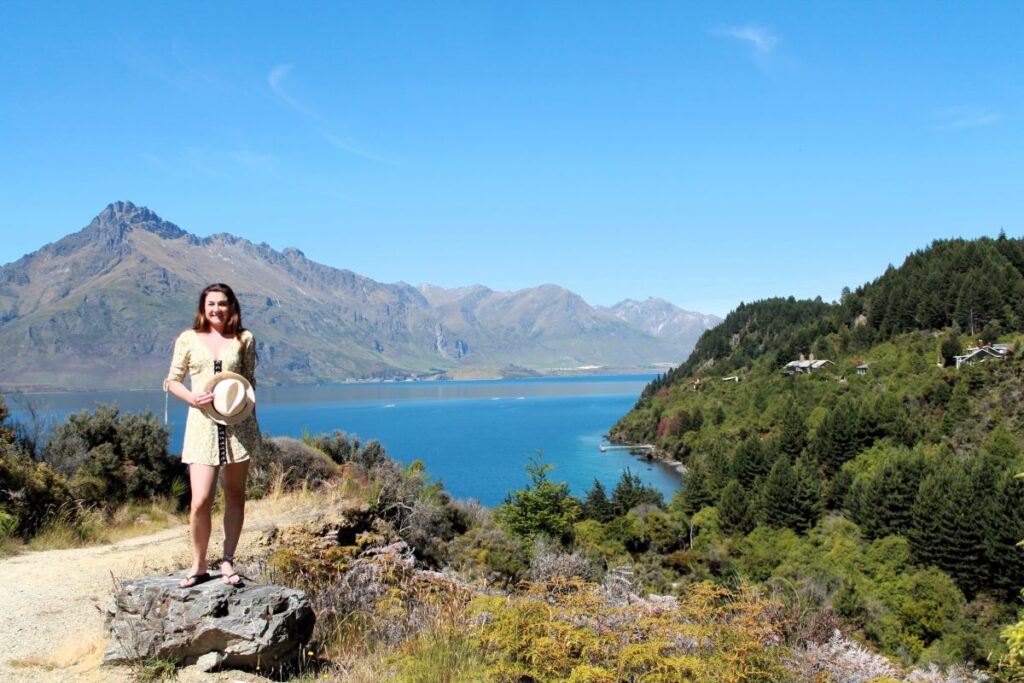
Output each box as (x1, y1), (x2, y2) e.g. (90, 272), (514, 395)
(201, 372), (256, 426)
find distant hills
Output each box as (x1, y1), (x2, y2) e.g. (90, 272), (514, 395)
(0, 202), (719, 390)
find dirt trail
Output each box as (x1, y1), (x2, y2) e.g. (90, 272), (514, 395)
(0, 511), (294, 682)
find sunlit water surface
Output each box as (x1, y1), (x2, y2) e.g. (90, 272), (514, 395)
(5, 375), (680, 507)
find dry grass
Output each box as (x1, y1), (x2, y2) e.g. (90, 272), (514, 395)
(8, 632), (107, 675)
(27, 505), (109, 550)
(27, 498), (185, 552)
(23, 473), (355, 555)
(0, 536), (21, 557)
(246, 476), (358, 522)
(106, 499), (187, 543)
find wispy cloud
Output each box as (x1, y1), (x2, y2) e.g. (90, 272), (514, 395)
(267, 63), (397, 165)
(320, 132), (397, 165)
(709, 23), (779, 56)
(931, 106), (1005, 131)
(268, 64), (313, 117)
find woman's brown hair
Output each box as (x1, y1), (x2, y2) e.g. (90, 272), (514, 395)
(192, 283), (245, 335)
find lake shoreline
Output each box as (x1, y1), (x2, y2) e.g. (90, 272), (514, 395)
(0, 367), (667, 396)
(4, 374), (679, 507)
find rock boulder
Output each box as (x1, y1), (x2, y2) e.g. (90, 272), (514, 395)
(103, 572), (315, 671)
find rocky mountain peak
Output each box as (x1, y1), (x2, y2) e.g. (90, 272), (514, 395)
(88, 201), (187, 241)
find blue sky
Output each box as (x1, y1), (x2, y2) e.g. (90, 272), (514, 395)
(1, 2), (1021, 317)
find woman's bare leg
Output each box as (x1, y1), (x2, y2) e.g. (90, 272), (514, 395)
(220, 459), (250, 583)
(182, 463), (219, 586)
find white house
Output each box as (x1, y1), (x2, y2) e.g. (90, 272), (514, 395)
(783, 354), (834, 374)
(954, 343), (1014, 369)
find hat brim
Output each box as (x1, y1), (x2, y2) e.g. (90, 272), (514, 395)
(201, 371), (256, 426)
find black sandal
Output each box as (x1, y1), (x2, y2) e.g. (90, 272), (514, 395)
(179, 571), (211, 588)
(220, 557), (244, 587)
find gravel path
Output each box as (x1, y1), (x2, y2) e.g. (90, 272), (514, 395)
(0, 519), (278, 682)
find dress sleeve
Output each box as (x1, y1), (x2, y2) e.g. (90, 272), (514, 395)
(241, 331), (258, 387)
(163, 332), (190, 391)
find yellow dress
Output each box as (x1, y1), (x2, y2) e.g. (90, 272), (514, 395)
(164, 329), (262, 465)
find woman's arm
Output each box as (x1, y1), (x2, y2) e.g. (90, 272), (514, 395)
(166, 379), (213, 408)
(164, 332), (213, 408)
(241, 330), (258, 387)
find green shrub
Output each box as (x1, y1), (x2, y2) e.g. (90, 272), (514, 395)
(495, 453), (579, 546)
(0, 449), (75, 536)
(0, 510), (18, 540)
(42, 405), (175, 506)
(305, 430), (388, 469)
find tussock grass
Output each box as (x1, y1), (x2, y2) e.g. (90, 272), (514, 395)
(27, 504), (108, 550)
(296, 622), (485, 683)
(0, 536), (20, 558)
(129, 658), (177, 682)
(390, 625), (487, 682)
(106, 499), (186, 543)
(246, 477), (356, 520)
(26, 497), (185, 552)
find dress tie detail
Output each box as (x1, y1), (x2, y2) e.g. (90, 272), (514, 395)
(214, 360), (228, 465)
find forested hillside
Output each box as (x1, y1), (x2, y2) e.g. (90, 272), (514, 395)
(609, 235), (1024, 670)
(643, 234), (1024, 399)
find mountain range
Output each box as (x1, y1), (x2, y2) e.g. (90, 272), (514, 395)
(0, 202), (719, 390)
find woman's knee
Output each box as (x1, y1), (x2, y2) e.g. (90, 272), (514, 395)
(190, 493), (216, 514)
(223, 487), (246, 508)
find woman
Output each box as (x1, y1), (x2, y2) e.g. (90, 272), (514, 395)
(165, 283), (261, 587)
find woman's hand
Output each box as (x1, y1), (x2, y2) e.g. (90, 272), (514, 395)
(191, 391), (214, 408)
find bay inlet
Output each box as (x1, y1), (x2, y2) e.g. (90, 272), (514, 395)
(5, 375), (680, 507)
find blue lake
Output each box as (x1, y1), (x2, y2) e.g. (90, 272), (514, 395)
(3, 375), (680, 507)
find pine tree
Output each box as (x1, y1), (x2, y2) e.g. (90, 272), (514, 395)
(758, 456), (802, 530)
(679, 457), (716, 516)
(580, 479), (613, 523)
(812, 398), (862, 477)
(941, 379), (971, 434)
(610, 469), (665, 516)
(845, 448), (926, 540)
(718, 480), (753, 536)
(778, 400), (807, 457)
(732, 436), (775, 488)
(792, 454), (823, 531)
(859, 393), (915, 448)
(496, 452), (580, 545)
(983, 470), (1024, 600)
(909, 458), (986, 598)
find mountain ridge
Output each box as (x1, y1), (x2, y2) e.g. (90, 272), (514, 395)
(0, 202), (719, 391)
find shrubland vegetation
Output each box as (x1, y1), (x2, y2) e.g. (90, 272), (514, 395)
(0, 399), (185, 550)
(5, 236), (1024, 679)
(2, 396), (1011, 680)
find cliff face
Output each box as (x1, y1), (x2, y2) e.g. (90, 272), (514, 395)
(0, 202), (718, 390)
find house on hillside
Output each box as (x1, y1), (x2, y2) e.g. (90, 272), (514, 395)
(954, 342), (1015, 369)
(855, 361), (870, 376)
(782, 354), (834, 375)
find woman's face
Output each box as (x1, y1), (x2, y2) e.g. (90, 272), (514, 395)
(204, 291), (231, 331)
